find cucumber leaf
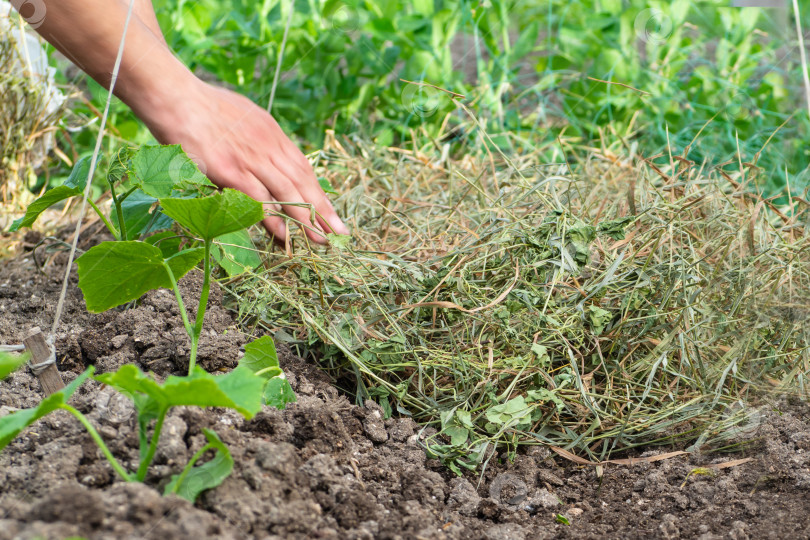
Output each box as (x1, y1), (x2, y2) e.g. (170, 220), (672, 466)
(240, 336), (296, 409)
(144, 231), (184, 258)
(0, 367), (93, 449)
(263, 376), (297, 409)
(131, 145), (212, 198)
(94, 364), (265, 419)
(0, 351), (28, 380)
(240, 336), (280, 378)
(213, 229), (262, 276)
(164, 428), (233, 502)
(77, 241), (204, 312)
(112, 190), (173, 240)
(9, 156), (92, 231)
(160, 189), (264, 241)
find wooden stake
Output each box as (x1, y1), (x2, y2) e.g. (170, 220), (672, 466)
(23, 327), (64, 396)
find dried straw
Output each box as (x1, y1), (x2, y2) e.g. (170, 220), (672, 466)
(231, 129), (809, 468)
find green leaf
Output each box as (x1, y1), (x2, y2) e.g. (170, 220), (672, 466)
(76, 241), (204, 312)
(444, 425), (469, 446)
(318, 177), (338, 195)
(531, 344), (550, 367)
(456, 409), (474, 429)
(164, 428), (233, 502)
(0, 367), (93, 449)
(587, 305), (613, 334)
(94, 364), (264, 419)
(144, 231), (183, 258)
(327, 234), (352, 249)
(131, 145), (212, 198)
(9, 157), (92, 231)
(526, 388), (565, 411)
(240, 336), (296, 409)
(485, 396), (533, 429)
(597, 216), (635, 240)
(240, 336), (280, 377)
(0, 351), (28, 380)
(112, 190), (173, 240)
(566, 223), (596, 264)
(160, 189), (264, 241)
(263, 376), (296, 409)
(213, 229), (261, 276)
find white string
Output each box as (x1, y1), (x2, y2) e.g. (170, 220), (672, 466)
(28, 336), (56, 375)
(266, 0), (294, 113)
(50, 0), (137, 337)
(792, 0), (810, 121)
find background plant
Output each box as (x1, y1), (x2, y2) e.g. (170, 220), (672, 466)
(41, 0), (810, 203)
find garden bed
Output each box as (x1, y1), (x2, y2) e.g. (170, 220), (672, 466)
(2, 234), (810, 540)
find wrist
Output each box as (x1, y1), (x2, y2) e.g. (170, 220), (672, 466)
(114, 49), (201, 141)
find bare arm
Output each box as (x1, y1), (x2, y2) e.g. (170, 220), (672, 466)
(12, 0), (348, 244)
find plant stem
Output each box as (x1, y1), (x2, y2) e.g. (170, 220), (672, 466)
(107, 178), (127, 241)
(254, 366), (280, 377)
(136, 408), (166, 482)
(167, 442), (213, 495)
(88, 200), (120, 240)
(188, 240), (212, 374)
(116, 186), (138, 204)
(60, 404), (132, 482)
(162, 261), (194, 339)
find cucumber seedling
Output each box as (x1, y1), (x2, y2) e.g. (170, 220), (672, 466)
(0, 347), (290, 501)
(11, 145), (268, 374)
(3, 144), (296, 499)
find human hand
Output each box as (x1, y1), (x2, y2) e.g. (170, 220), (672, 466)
(142, 78), (348, 244)
(21, 0), (344, 244)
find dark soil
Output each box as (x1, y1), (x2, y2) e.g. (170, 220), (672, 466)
(2, 232), (810, 540)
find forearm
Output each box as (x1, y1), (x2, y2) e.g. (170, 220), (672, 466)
(128, 0), (167, 47)
(12, 0), (187, 127)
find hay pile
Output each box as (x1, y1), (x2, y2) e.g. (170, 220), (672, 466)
(232, 133), (809, 469)
(0, 4), (67, 208)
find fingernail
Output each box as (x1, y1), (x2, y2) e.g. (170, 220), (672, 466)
(328, 214), (350, 235)
(323, 196), (349, 234)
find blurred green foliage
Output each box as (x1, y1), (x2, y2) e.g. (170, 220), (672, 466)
(58, 0), (810, 198)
